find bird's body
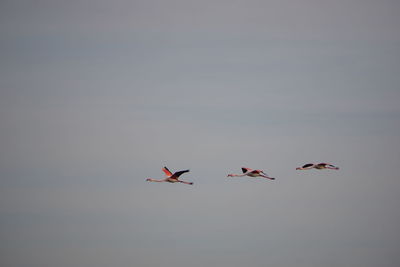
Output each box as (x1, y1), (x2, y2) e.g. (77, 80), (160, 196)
(227, 167), (275, 180)
(146, 167), (193, 185)
(296, 163), (339, 170)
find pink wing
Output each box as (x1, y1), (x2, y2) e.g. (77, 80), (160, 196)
(162, 167), (173, 177)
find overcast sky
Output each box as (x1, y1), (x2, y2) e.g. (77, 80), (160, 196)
(1, 1), (400, 267)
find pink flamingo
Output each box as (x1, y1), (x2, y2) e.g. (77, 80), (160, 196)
(227, 167), (275, 180)
(296, 163), (339, 170)
(146, 166), (193, 185)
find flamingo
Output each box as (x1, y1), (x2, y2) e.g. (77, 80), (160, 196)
(296, 163), (339, 170)
(146, 166), (193, 185)
(227, 167), (275, 180)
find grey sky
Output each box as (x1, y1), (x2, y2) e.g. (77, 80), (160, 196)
(1, 1), (400, 267)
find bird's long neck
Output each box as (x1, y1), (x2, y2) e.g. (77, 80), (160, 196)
(147, 178), (165, 182)
(297, 166), (313, 170)
(228, 173), (247, 177)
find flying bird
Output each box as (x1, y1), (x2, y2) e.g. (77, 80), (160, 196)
(146, 166), (193, 185)
(227, 167), (275, 180)
(296, 163), (339, 170)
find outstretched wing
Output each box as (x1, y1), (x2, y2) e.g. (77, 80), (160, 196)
(172, 169), (190, 178)
(162, 166), (173, 177)
(302, 163), (314, 168)
(241, 167), (252, 173)
(316, 163), (328, 168)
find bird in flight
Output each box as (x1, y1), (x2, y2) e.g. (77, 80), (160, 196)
(146, 166), (193, 185)
(227, 167), (275, 180)
(296, 163), (339, 170)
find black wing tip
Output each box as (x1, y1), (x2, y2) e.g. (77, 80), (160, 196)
(173, 169), (190, 177)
